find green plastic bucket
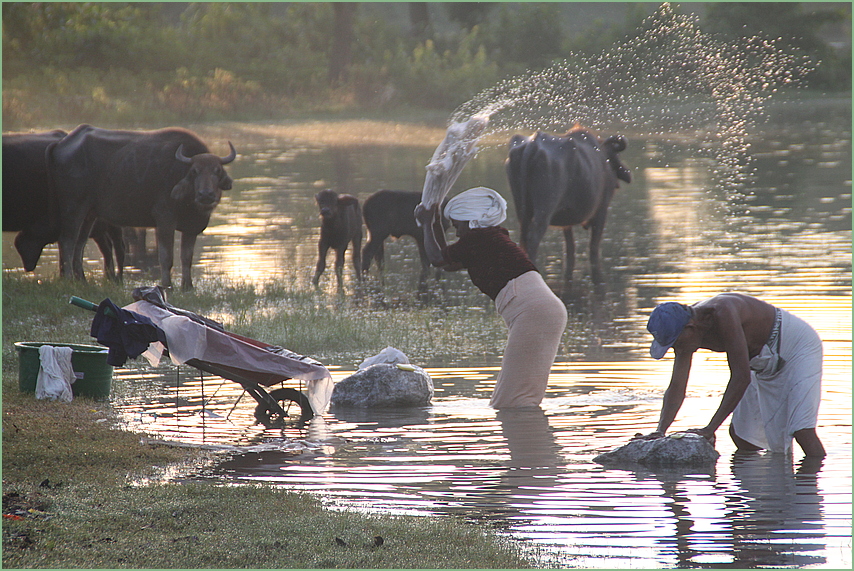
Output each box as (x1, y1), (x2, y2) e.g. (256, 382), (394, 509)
(15, 342), (113, 399)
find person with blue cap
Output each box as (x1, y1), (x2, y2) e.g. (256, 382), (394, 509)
(416, 187), (567, 409)
(639, 293), (825, 458)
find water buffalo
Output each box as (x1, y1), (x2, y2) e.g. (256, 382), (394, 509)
(361, 189), (443, 280)
(47, 124), (236, 290)
(312, 189), (362, 287)
(505, 126), (631, 284)
(3, 130), (125, 279)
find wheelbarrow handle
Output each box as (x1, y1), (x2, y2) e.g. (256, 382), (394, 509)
(69, 296), (117, 319)
(69, 296), (98, 312)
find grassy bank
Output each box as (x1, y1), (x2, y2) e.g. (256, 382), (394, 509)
(2, 273), (535, 568)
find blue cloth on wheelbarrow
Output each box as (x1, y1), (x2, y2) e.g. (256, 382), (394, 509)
(90, 298), (167, 366)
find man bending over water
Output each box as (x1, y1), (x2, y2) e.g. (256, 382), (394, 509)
(637, 293), (825, 458)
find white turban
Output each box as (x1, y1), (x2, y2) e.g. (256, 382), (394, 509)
(444, 187), (507, 229)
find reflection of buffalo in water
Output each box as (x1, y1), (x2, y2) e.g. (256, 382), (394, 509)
(506, 126), (631, 284)
(3, 130), (125, 279)
(47, 124), (236, 290)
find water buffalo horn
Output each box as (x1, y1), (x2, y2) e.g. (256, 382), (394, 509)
(175, 142), (236, 164)
(220, 141), (236, 164)
(174, 144), (193, 164)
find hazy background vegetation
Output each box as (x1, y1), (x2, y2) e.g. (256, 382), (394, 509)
(3, 2), (851, 129)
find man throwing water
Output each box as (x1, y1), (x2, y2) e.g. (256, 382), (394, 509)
(638, 293), (825, 458)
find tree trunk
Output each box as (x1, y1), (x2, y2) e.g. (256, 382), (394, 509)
(329, 3), (357, 85)
(409, 3), (431, 40)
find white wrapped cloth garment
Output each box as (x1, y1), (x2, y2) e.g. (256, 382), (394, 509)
(730, 308), (823, 454)
(444, 187), (507, 228)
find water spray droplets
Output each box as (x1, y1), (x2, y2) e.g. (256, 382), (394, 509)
(451, 2), (810, 198)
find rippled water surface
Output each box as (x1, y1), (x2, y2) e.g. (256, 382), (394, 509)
(4, 98), (851, 568)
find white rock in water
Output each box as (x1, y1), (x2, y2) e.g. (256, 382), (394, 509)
(594, 433), (719, 467)
(331, 364), (433, 408)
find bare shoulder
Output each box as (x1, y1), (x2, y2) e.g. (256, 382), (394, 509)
(698, 293), (774, 315)
(696, 293), (776, 349)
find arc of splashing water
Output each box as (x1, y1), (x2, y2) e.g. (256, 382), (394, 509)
(419, 113), (490, 210)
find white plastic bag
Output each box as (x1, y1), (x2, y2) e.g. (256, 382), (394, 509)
(358, 346), (410, 370)
(35, 345), (76, 403)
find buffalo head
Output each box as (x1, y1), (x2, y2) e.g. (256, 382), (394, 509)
(603, 135), (631, 184)
(171, 142), (237, 209)
(315, 189), (340, 221)
(14, 231), (46, 272)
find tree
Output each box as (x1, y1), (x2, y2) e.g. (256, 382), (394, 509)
(494, 3), (564, 70)
(329, 3), (358, 84)
(704, 2), (844, 51)
(409, 2), (432, 41)
(703, 2), (851, 90)
(445, 3), (495, 31)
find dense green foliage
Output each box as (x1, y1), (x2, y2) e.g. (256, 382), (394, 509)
(3, 2), (849, 129)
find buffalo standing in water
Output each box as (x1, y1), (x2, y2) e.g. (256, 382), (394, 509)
(505, 126), (631, 284)
(312, 189), (362, 287)
(47, 124), (236, 290)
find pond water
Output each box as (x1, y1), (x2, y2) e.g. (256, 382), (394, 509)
(3, 98), (851, 568)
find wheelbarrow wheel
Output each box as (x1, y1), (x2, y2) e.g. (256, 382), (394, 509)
(254, 388), (314, 425)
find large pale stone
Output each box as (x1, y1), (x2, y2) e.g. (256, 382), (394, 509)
(331, 364), (433, 408)
(594, 433), (720, 467)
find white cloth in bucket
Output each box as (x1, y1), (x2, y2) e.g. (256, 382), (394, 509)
(444, 187), (507, 229)
(36, 345), (76, 403)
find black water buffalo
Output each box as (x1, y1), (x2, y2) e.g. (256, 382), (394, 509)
(506, 126), (631, 284)
(312, 189), (362, 286)
(47, 124), (236, 290)
(3, 130), (125, 279)
(361, 189), (440, 280)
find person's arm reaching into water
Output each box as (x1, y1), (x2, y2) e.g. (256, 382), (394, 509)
(691, 303), (753, 441)
(633, 350), (693, 440)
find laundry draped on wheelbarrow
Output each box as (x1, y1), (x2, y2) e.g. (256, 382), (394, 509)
(90, 298), (167, 366)
(124, 300), (334, 415)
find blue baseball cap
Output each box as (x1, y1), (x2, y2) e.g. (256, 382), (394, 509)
(647, 302), (693, 359)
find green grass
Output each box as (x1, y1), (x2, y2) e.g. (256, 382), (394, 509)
(0, 271), (513, 367)
(4, 482), (532, 568)
(2, 273), (538, 568)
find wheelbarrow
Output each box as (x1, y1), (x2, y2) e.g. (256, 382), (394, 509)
(70, 286), (333, 426)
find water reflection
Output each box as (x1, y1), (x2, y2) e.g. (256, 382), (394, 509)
(4, 99), (850, 568)
(722, 454), (826, 567)
(107, 352), (851, 568)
